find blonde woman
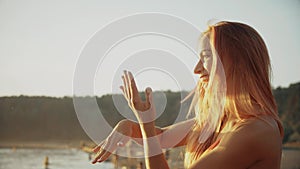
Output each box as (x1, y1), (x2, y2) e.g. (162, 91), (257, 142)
(92, 21), (283, 169)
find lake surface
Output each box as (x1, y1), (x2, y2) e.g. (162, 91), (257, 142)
(0, 148), (299, 169)
(0, 148), (114, 169)
(281, 148), (300, 169)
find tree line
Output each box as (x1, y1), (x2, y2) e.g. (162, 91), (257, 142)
(0, 82), (299, 144)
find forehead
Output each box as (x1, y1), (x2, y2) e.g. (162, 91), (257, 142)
(199, 34), (211, 51)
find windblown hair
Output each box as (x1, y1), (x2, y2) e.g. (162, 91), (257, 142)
(184, 21), (284, 168)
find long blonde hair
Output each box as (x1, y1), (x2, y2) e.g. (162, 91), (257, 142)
(184, 21), (283, 167)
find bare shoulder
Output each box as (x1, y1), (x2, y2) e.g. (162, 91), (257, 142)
(219, 116), (282, 167)
(189, 116), (282, 169)
(234, 116), (282, 149)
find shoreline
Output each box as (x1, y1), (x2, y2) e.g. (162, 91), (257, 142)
(282, 141), (300, 150)
(1, 141), (300, 150)
(0, 140), (95, 150)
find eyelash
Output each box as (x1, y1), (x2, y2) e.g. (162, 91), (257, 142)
(202, 55), (211, 60)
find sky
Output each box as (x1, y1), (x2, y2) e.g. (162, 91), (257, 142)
(0, 0), (299, 97)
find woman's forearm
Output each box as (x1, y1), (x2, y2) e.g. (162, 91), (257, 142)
(140, 122), (170, 169)
(128, 119), (194, 149)
(128, 120), (163, 145)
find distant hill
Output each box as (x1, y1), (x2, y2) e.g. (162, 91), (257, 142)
(0, 91), (190, 146)
(0, 82), (299, 146)
(273, 82), (300, 143)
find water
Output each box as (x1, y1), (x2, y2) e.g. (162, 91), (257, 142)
(0, 148), (114, 169)
(0, 148), (299, 169)
(281, 148), (300, 169)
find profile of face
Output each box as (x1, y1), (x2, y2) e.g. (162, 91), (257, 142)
(194, 34), (213, 83)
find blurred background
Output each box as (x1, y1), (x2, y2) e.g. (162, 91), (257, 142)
(0, 0), (299, 169)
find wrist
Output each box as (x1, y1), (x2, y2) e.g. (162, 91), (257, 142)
(140, 121), (155, 128)
(140, 121), (157, 137)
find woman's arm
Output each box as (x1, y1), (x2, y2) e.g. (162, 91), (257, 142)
(130, 118), (195, 148)
(140, 121), (170, 169)
(118, 70), (196, 168)
(92, 71), (193, 165)
(91, 116), (193, 164)
(120, 70), (171, 168)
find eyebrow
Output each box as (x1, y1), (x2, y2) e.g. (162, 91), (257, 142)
(200, 49), (212, 56)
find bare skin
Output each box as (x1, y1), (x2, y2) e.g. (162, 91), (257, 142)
(91, 119), (194, 163)
(189, 35), (283, 168)
(92, 35), (282, 168)
(91, 71), (194, 164)
(189, 116), (282, 169)
(92, 70), (282, 168)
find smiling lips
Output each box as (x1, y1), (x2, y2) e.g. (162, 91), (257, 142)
(200, 74), (208, 79)
(200, 74), (209, 82)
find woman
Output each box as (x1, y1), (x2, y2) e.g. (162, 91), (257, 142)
(92, 21), (283, 169)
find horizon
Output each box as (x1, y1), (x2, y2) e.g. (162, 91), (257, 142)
(0, 80), (299, 98)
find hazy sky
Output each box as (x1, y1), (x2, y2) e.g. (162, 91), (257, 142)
(0, 0), (299, 97)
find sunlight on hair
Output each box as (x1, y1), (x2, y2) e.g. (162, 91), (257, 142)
(184, 21), (284, 168)
(184, 30), (227, 168)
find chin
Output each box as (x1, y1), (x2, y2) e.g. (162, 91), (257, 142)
(200, 78), (209, 83)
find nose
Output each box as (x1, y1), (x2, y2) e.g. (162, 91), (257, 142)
(194, 60), (204, 74)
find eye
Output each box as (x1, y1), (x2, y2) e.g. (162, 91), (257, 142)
(203, 54), (211, 59)
(200, 50), (212, 61)
(201, 54), (211, 62)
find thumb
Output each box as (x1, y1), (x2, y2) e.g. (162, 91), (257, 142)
(145, 87), (153, 106)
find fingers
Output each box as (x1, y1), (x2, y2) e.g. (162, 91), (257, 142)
(97, 150), (112, 163)
(126, 71), (133, 102)
(92, 141), (107, 164)
(122, 74), (130, 100)
(121, 70), (141, 106)
(92, 141), (122, 164)
(92, 146), (100, 153)
(92, 140), (114, 164)
(123, 70), (133, 101)
(92, 141), (104, 153)
(119, 86), (127, 100)
(92, 137), (125, 164)
(121, 70), (155, 113)
(145, 87), (152, 109)
(127, 71), (140, 102)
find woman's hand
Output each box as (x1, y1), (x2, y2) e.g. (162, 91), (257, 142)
(120, 70), (156, 123)
(91, 119), (132, 164)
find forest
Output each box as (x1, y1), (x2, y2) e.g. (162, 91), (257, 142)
(0, 82), (299, 146)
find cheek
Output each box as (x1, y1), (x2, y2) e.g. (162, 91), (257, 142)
(203, 59), (213, 73)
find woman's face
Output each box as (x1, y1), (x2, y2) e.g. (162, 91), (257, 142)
(194, 35), (213, 83)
